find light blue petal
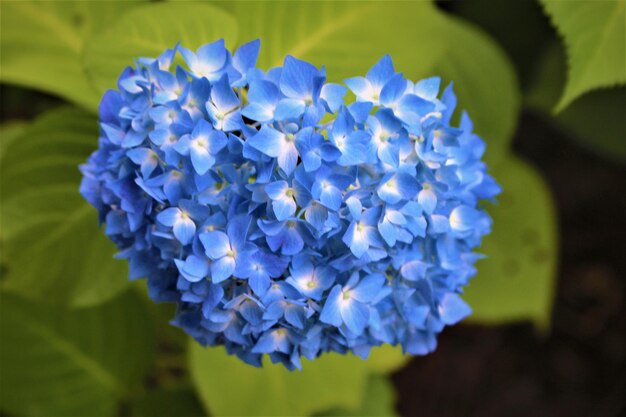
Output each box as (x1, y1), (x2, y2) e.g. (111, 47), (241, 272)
(280, 55), (320, 99)
(320, 83), (347, 113)
(249, 270), (271, 296)
(414, 76), (441, 100)
(247, 125), (283, 158)
(196, 39), (227, 73)
(400, 260), (428, 281)
(247, 79), (279, 106)
(207, 130), (228, 154)
(346, 196), (362, 220)
(366, 54), (395, 89)
(305, 203), (327, 229)
(450, 205), (480, 232)
(183, 255), (209, 280)
(344, 77), (371, 100)
(233, 39), (260, 74)
(379, 73), (407, 106)
(173, 216), (196, 245)
(418, 188), (437, 214)
(265, 181), (289, 199)
(272, 196), (296, 221)
(199, 231), (230, 259)
(211, 256), (236, 283)
(190, 146), (214, 175)
(210, 75), (240, 114)
(251, 331), (278, 354)
(343, 221), (369, 258)
(276, 142), (298, 175)
(396, 173), (420, 200)
(319, 285), (343, 327)
(438, 293), (471, 325)
(429, 214), (450, 234)
(280, 227), (304, 255)
(157, 207), (180, 227)
(348, 101), (373, 123)
(274, 98), (306, 121)
(285, 305), (306, 329)
(319, 186), (342, 211)
(378, 218), (397, 246)
(352, 273), (385, 303)
(241, 103), (274, 123)
(172, 135), (191, 155)
(340, 299), (369, 334)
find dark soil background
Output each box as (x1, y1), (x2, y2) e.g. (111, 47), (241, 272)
(392, 111), (626, 417)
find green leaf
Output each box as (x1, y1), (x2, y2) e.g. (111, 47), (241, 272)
(0, 289), (155, 417)
(540, 0), (625, 112)
(464, 156), (557, 329)
(0, 1), (143, 110)
(0, 123), (27, 161)
(131, 387), (206, 417)
(217, 1), (519, 164)
(364, 345), (410, 374)
(0, 107), (130, 308)
(526, 42), (626, 164)
(190, 342), (371, 416)
(84, 2), (238, 94)
(316, 375), (398, 417)
(554, 87), (626, 163)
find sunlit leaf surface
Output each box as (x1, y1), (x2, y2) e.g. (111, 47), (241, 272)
(0, 108), (129, 308)
(465, 156), (557, 328)
(540, 0), (625, 112)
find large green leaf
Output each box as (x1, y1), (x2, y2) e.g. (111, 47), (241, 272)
(526, 42), (626, 164)
(316, 375), (397, 417)
(464, 156), (557, 329)
(540, 0), (625, 112)
(0, 1), (143, 110)
(189, 340), (406, 416)
(0, 107), (130, 308)
(215, 0), (519, 164)
(0, 123), (27, 161)
(190, 343), (371, 416)
(0, 289), (155, 417)
(84, 2), (238, 94)
(131, 387), (206, 417)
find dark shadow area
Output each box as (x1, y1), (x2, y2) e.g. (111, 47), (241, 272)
(393, 111), (626, 417)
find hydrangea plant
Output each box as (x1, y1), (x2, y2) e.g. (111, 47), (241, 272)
(80, 39), (500, 370)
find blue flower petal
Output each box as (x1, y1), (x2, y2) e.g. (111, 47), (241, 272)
(211, 256), (236, 283)
(200, 231), (230, 259)
(319, 285), (343, 327)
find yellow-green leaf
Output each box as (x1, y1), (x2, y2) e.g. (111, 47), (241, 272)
(0, 1), (144, 110)
(465, 156), (557, 329)
(540, 0), (625, 112)
(189, 342), (370, 416)
(0, 107), (129, 308)
(84, 2), (238, 94)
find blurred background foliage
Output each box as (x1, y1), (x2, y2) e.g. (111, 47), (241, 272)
(0, 1), (624, 416)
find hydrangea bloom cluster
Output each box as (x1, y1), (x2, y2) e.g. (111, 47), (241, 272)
(81, 39), (500, 370)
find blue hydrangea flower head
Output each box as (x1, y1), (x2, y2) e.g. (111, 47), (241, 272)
(81, 39), (500, 370)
